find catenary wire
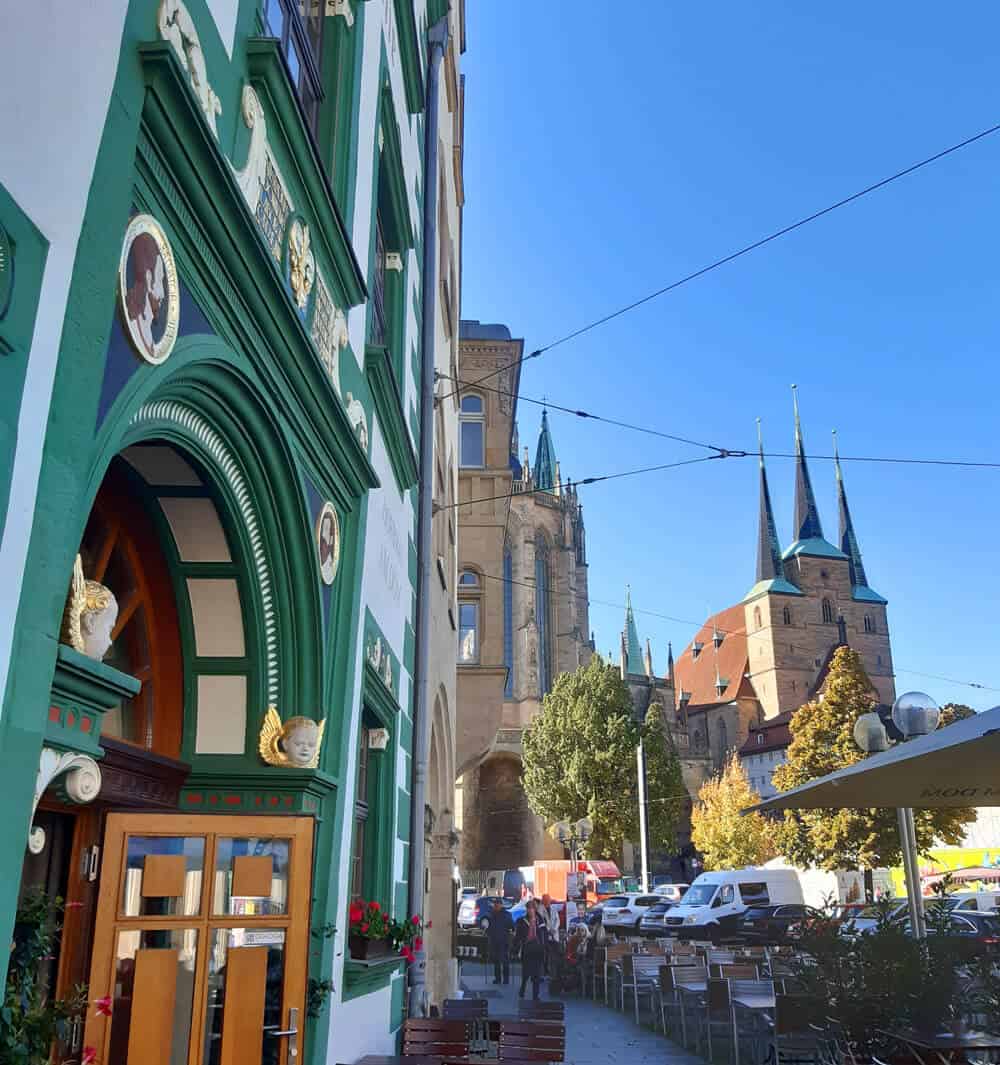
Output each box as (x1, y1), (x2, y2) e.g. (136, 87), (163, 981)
(438, 119), (1000, 402)
(441, 371), (1000, 469)
(468, 568), (999, 694)
(439, 455), (724, 511)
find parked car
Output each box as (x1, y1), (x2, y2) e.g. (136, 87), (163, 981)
(738, 903), (822, 944)
(639, 901), (675, 937)
(457, 885), (479, 903)
(600, 893), (664, 934)
(654, 883), (689, 904)
(839, 901), (908, 936)
(903, 911), (1000, 959)
(458, 895), (510, 930)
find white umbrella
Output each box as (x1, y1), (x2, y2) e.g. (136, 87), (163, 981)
(749, 704), (1000, 813)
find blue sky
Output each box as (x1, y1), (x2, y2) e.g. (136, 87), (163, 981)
(460, 3), (1000, 711)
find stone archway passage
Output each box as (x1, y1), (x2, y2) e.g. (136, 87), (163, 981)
(469, 755), (536, 871)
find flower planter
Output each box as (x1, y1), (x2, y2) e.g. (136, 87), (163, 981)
(348, 935), (392, 961)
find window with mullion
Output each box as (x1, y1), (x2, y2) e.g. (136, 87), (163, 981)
(350, 726), (370, 901)
(263, 0), (324, 131)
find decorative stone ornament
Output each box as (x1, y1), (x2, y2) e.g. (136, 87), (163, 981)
(345, 392), (369, 453)
(29, 746), (102, 850)
(61, 555), (119, 662)
(119, 214), (180, 365)
(258, 707), (326, 768)
(316, 502), (340, 585)
(366, 636), (393, 690)
(287, 217), (315, 312)
(368, 727), (390, 751)
(158, 0), (222, 137)
(326, 0), (354, 26)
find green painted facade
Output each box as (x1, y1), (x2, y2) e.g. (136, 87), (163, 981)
(0, 0), (441, 1059)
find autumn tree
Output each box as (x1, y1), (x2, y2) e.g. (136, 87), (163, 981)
(773, 646), (975, 870)
(521, 655), (684, 860)
(691, 753), (777, 869)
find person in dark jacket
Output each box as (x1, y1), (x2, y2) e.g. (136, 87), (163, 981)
(514, 899), (550, 1000)
(485, 898), (514, 984)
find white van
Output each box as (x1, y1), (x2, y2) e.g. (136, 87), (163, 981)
(662, 868), (804, 940)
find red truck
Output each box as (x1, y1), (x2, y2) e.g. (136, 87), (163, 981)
(533, 859), (624, 905)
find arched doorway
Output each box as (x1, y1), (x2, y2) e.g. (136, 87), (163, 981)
(20, 440), (317, 1065)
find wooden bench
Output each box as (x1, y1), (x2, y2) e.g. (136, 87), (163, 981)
(498, 1019), (566, 1063)
(401, 1017), (472, 1059)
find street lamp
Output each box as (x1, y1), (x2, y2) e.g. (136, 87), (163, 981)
(854, 691), (940, 938)
(550, 817), (593, 901)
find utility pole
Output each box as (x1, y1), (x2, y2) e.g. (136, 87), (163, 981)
(636, 737), (651, 893)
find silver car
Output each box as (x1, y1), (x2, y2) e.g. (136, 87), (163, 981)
(601, 893), (664, 934)
(639, 901), (675, 937)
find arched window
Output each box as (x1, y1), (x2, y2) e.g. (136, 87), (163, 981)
(459, 394), (485, 467)
(503, 547), (514, 697)
(458, 569), (480, 663)
(822, 598), (834, 624)
(535, 537), (552, 696)
(753, 606), (762, 630)
(782, 606), (791, 626)
(717, 718), (728, 766)
(864, 614), (874, 634)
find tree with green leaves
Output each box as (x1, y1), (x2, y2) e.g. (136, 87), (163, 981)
(690, 753), (777, 870)
(521, 655), (684, 860)
(772, 646), (976, 870)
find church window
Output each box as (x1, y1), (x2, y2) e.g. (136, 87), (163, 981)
(822, 598), (835, 624)
(503, 548), (514, 697)
(458, 570), (481, 663)
(264, 0), (324, 131)
(459, 394), (485, 467)
(753, 607), (762, 630)
(783, 606), (791, 626)
(877, 654), (883, 666)
(535, 537), (552, 696)
(864, 614), (874, 634)
(458, 603), (478, 663)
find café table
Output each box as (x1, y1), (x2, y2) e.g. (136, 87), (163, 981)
(875, 1027), (1000, 1065)
(674, 979), (708, 1049)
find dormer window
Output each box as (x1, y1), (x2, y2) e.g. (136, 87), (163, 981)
(757, 734), (764, 746)
(713, 627), (724, 648)
(715, 677), (729, 696)
(691, 642), (704, 660)
(679, 690), (691, 705)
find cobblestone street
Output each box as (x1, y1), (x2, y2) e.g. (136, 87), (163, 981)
(460, 961), (701, 1065)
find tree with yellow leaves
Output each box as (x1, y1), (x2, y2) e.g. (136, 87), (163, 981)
(691, 753), (777, 870)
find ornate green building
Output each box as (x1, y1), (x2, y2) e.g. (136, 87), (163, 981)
(0, 0), (464, 1061)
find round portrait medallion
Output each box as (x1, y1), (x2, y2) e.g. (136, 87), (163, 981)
(118, 213), (180, 365)
(316, 502), (340, 586)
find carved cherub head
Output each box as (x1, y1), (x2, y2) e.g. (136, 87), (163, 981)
(259, 707), (326, 769)
(62, 555), (119, 661)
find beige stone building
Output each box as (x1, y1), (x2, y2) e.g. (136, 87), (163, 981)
(453, 321), (593, 876)
(674, 398), (895, 779)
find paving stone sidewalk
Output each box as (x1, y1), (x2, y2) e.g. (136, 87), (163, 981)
(459, 960), (701, 1065)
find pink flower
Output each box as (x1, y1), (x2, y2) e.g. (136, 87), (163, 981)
(361, 922), (370, 933)
(411, 915), (421, 925)
(369, 901), (380, 912)
(413, 936), (423, 952)
(425, 920), (432, 929)
(94, 995), (113, 1017)
(82, 1047), (98, 1065)
(349, 904), (364, 924)
(400, 945), (415, 963)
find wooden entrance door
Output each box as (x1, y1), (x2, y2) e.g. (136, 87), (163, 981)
(84, 814), (314, 1065)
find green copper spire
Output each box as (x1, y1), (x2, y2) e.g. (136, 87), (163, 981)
(533, 408), (558, 491)
(624, 586), (644, 675)
(834, 431), (886, 604)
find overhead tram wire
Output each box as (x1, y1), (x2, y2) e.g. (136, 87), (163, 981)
(470, 568), (1000, 694)
(439, 119), (1000, 404)
(439, 455), (727, 512)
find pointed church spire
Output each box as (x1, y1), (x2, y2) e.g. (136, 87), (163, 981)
(755, 421), (787, 583)
(533, 408), (558, 492)
(623, 586), (644, 675)
(644, 638), (654, 678)
(792, 385), (824, 543)
(833, 430), (886, 604)
(667, 642), (675, 686)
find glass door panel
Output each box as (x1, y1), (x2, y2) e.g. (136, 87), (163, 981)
(86, 814), (313, 1065)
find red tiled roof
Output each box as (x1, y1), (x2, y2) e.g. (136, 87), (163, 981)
(674, 603), (751, 708)
(738, 710), (793, 755)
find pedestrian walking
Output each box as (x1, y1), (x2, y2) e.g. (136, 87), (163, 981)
(515, 899), (550, 1000)
(485, 897), (513, 984)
